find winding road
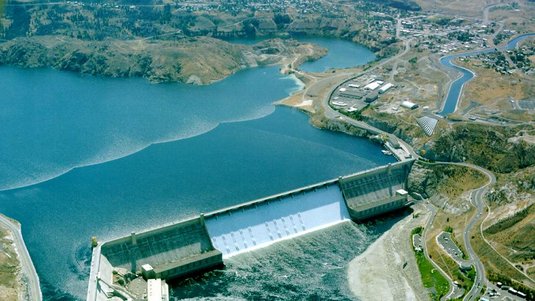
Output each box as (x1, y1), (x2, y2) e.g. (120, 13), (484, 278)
(0, 214), (42, 301)
(287, 17), (534, 300)
(313, 61), (498, 300)
(460, 164), (495, 301)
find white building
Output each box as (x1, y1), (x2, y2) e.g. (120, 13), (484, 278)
(147, 279), (169, 301)
(401, 100), (418, 110)
(364, 81), (383, 91)
(379, 83), (394, 94)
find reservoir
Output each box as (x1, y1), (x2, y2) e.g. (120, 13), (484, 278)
(0, 38), (392, 300)
(297, 37), (376, 72)
(224, 35), (377, 72)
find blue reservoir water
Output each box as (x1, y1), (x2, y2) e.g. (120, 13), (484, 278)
(296, 37), (376, 72)
(0, 39), (390, 300)
(438, 33), (535, 116)
(223, 36), (376, 73)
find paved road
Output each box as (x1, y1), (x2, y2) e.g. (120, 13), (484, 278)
(483, 3), (508, 25)
(461, 164), (495, 301)
(0, 214), (42, 301)
(419, 162), (496, 301)
(302, 31), (503, 300)
(422, 203), (461, 300)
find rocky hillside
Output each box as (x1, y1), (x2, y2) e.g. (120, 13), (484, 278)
(0, 36), (325, 84)
(408, 162), (486, 201)
(425, 123), (535, 173)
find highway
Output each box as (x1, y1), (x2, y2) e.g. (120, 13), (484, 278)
(0, 214), (42, 301)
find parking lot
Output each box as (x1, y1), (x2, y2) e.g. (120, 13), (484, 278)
(519, 99), (535, 110)
(437, 231), (466, 262)
(412, 233), (423, 251)
(482, 283), (528, 301)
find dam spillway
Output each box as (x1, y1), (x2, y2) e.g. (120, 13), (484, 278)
(205, 183), (350, 257)
(88, 159), (414, 301)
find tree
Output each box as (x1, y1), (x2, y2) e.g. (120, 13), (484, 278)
(161, 4), (172, 24)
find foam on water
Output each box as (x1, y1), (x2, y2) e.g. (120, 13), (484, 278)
(283, 73), (306, 95)
(172, 221), (378, 300)
(218, 105), (276, 125)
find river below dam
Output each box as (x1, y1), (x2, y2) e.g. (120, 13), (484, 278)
(0, 38), (392, 300)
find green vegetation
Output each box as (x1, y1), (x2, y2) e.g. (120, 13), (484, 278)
(412, 226), (424, 235)
(471, 222), (535, 294)
(484, 204), (532, 235)
(362, 0), (421, 11)
(488, 272), (535, 300)
(409, 162), (487, 200)
(414, 251), (450, 300)
(412, 228), (450, 301)
(447, 31), (474, 42)
(483, 204), (534, 272)
(453, 266), (476, 291)
(428, 16), (453, 26)
(429, 124), (535, 173)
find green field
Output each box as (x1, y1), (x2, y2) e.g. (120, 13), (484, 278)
(412, 229), (450, 301)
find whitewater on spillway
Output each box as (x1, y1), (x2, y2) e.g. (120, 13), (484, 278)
(205, 183), (351, 258)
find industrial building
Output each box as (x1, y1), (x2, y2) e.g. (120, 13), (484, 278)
(379, 83), (394, 94)
(401, 100), (418, 110)
(328, 76), (395, 115)
(364, 80), (383, 91)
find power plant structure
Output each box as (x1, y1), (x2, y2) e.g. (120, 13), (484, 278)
(87, 159), (415, 301)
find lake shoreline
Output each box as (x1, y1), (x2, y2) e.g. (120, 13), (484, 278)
(0, 35), (327, 85)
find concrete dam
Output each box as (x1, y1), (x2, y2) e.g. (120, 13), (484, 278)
(87, 159), (414, 301)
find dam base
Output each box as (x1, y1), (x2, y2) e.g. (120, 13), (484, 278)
(87, 160), (414, 301)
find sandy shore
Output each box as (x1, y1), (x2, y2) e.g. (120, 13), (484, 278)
(347, 206), (430, 301)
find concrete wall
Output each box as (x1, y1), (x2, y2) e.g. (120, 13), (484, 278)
(88, 160), (415, 299)
(100, 217), (219, 276)
(339, 160), (415, 220)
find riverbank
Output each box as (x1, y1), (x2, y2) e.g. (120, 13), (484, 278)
(0, 214), (41, 301)
(347, 204), (430, 301)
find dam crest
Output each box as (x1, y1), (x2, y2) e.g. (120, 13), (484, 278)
(87, 159), (414, 301)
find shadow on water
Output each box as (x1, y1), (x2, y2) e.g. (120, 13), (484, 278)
(169, 208), (412, 300)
